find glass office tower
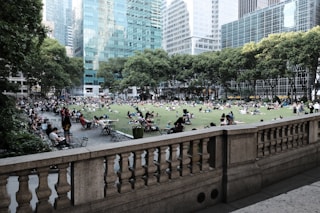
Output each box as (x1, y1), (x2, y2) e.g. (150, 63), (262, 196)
(74, 0), (162, 96)
(222, 0), (320, 49)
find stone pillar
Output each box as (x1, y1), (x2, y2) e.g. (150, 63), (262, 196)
(191, 139), (200, 174)
(133, 150), (146, 189)
(120, 152), (132, 193)
(181, 142), (191, 176)
(223, 127), (262, 202)
(147, 148), (158, 186)
(170, 144), (181, 179)
(73, 158), (105, 205)
(54, 163), (71, 209)
(16, 170), (32, 213)
(106, 155), (118, 197)
(201, 138), (210, 171)
(35, 167), (52, 213)
(0, 174), (10, 213)
(308, 119), (318, 144)
(159, 146), (169, 182)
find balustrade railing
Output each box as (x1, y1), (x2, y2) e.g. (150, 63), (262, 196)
(1, 114), (320, 212)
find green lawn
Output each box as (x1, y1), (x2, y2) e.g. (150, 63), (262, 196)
(71, 102), (297, 136)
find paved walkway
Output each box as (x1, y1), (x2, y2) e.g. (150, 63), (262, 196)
(40, 111), (133, 147)
(197, 166), (320, 213)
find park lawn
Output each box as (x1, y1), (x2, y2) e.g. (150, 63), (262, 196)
(71, 103), (296, 136)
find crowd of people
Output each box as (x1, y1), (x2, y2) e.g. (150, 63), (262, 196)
(16, 95), (320, 147)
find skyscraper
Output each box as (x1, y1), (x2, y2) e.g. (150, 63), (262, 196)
(222, 0), (320, 48)
(238, 0), (280, 18)
(42, 0), (73, 49)
(162, 0), (238, 55)
(72, 0), (162, 96)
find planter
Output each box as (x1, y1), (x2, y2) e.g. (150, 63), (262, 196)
(132, 126), (144, 139)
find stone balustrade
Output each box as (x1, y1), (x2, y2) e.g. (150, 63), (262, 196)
(1, 114), (320, 213)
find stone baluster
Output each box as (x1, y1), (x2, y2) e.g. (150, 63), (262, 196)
(16, 170), (32, 213)
(201, 138), (210, 171)
(133, 150), (146, 189)
(191, 139), (201, 174)
(158, 146), (169, 183)
(170, 143), (181, 179)
(281, 126), (287, 151)
(296, 123), (302, 146)
(106, 155), (118, 196)
(54, 163), (71, 209)
(270, 128), (276, 154)
(119, 152), (132, 193)
(263, 130), (270, 156)
(287, 124), (293, 148)
(257, 131), (264, 158)
(303, 122), (308, 144)
(300, 122), (307, 145)
(181, 142), (191, 176)
(147, 148), (158, 186)
(0, 174), (10, 213)
(293, 124), (298, 147)
(35, 167), (52, 213)
(276, 127), (282, 152)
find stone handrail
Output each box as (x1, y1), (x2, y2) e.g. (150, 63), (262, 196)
(1, 114), (320, 212)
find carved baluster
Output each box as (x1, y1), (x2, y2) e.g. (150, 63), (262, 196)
(293, 124), (298, 147)
(158, 146), (169, 183)
(191, 140), (201, 174)
(181, 142), (191, 176)
(35, 167), (52, 213)
(133, 150), (146, 189)
(16, 170), (32, 213)
(263, 130), (270, 156)
(281, 127), (287, 151)
(170, 144), (180, 179)
(270, 128), (276, 154)
(276, 127), (282, 153)
(54, 163), (71, 209)
(201, 138), (210, 171)
(300, 122), (307, 145)
(106, 155), (118, 196)
(147, 148), (158, 186)
(0, 174), (10, 213)
(119, 152), (132, 193)
(257, 131), (264, 157)
(287, 124), (293, 148)
(303, 122), (308, 144)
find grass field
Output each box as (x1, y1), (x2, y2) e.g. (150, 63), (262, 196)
(70, 102), (298, 137)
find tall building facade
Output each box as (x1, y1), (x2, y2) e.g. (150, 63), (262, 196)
(162, 0), (238, 55)
(42, 0), (73, 49)
(162, 0), (219, 55)
(222, 0), (320, 48)
(238, 0), (281, 18)
(73, 0), (162, 96)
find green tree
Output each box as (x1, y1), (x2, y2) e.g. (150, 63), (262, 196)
(0, 0), (46, 93)
(122, 49), (170, 100)
(98, 57), (127, 93)
(300, 26), (320, 100)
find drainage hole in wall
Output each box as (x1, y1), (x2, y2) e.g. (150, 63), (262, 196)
(197, 192), (205, 203)
(211, 189), (219, 200)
